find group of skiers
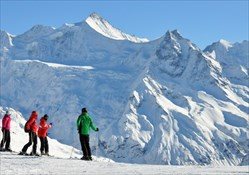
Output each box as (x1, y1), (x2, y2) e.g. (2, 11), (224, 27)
(0, 110), (52, 156)
(1, 107), (98, 161)
(19, 111), (52, 156)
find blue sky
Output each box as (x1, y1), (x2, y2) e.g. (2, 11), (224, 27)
(1, 1), (248, 48)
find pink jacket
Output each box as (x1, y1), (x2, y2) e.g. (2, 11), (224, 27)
(2, 114), (11, 130)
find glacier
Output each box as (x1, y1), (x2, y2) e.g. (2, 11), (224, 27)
(0, 13), (248, 165)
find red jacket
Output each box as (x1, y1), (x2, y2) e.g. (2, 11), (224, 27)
(2, 114), (11, 130)
(26, 111), (39, 134)
(38, 117), (51, 138)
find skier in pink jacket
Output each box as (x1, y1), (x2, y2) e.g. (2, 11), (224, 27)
(0, 111), (12, 152)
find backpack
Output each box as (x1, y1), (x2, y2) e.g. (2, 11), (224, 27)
(24, 119), (30, 133)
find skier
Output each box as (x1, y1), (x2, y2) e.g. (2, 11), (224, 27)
(19, 111), (39, 156)
(77, 107), (99, 161)
(0, 111), (12, 152)
(38, 114), (52, 155)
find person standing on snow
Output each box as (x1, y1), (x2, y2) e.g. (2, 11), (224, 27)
(20, 111), (39, 156)
(38, 114), (52, 155)
(77, 107), (99, 161)
(0, 110), (12, 152)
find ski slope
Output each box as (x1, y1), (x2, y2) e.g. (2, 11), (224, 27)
(1, 151), (248, 175)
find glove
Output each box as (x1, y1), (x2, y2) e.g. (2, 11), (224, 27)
(96, 128), (99, 132)
(50, 123), (53, 126)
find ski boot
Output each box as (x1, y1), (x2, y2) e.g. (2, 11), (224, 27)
(5, 148), (12, 152)
(30, 152), (40, 156)
(19, 151), (29, 156)
(80, 156), (89, 160)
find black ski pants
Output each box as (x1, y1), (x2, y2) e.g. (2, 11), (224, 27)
(79, 134), (91, 158)
(0, 129), (10, 149)
(22, 131), (37, 154)
(39, 136), (49, 154)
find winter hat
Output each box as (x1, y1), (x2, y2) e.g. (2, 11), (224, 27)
(32, 111), (38, 116)
(6, 110), (10, 115)
(82, 108), (87, 113)
(44, 114), (49, 120)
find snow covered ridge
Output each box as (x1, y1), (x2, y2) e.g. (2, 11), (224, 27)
(0, 30), (14, 54)
(86, 12), (149, 43)
(14, 59), (94, 70)
(0, 15), (248, 165)
(204, 40), (249, 86)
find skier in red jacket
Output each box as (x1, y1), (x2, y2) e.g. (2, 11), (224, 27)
(38, 114), (52, 155)
(0, 110), (12, 152)
(20, 111), (39, 156)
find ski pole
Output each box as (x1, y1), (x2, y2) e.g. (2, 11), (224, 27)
(70, 147), (74, 159)
(96, 132), (98, 157)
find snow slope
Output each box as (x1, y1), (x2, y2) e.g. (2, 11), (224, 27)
(0, 30), (13, 55)
(86, 12), (149, 43)
(114, 31), (249, 165)
(204, 39), (249, 86)
(0, 14), (248, 165)
(1, 151), (248, 175)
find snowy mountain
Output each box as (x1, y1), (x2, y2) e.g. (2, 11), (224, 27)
(86, 12), (149, 43)
(0, 30), (13, 54)
(204, 39), (249, 86)
(0, 13), (248, 166)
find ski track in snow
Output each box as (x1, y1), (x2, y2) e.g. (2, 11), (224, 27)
(0, 152), (248, 175)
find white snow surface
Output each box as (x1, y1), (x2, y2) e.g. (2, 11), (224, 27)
(0, 14), (248, 166)
(86, 13), (149, 43)
(1, 151), (248, 175)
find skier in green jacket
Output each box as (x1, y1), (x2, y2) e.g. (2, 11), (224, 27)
(77, 107), (99, 161)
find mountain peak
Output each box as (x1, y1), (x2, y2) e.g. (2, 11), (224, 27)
(29, 24), (55, 32)
(172, 29), (182, 39)
(164, 30), (183, 41)
(15, 24), (55, 42)
(165, 30), (173, 39)
(88, 12), (103, 20)
(21, 24), (55, 36)
(204, 39), (233, 53)
(218, 39), (232, 49)
(0, 30), (14, 48)
(86, 12), (149, 43)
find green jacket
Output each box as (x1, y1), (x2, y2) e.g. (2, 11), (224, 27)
(77, 113), (97, 135)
